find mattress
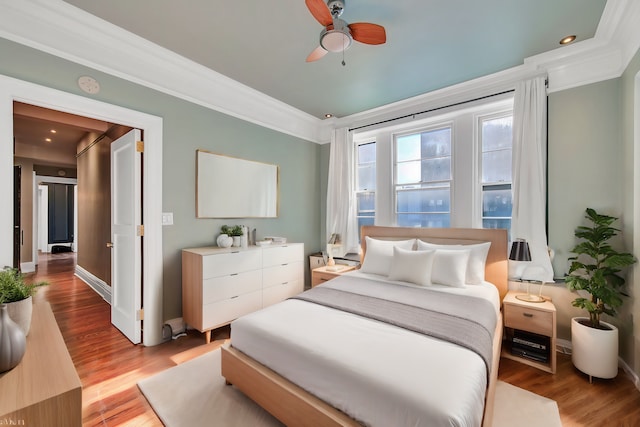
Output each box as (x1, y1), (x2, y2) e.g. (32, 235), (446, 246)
(230, 272), (500, 427)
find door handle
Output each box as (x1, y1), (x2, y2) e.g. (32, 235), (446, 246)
(106, 242), (114, 248)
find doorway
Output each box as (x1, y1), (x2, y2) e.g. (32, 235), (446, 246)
(0, 74), (165, 346)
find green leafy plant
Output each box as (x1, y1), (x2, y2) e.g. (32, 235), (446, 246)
(0, 268), (47, 304)
(220, 225), (232, 235)
(565, 208), (636, 329)
(230, 225), (244, 237)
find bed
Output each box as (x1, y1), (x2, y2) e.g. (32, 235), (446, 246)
(221, 226), (508, 427)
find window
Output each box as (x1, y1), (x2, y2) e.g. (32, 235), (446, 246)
(395, 127), (452, 227)
(480, 114), (513, 235)
(356, 141), (376, 233)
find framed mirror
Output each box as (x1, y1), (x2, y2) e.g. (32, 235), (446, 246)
(196, 150), (279, 218)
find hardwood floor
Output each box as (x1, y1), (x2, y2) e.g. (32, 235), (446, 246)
(27, 252), (228, 426)
(24, 252), (640, 426)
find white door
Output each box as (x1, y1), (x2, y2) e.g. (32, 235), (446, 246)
(110, 129), (142, 344)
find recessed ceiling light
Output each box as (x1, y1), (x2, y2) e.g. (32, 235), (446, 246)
(45, 138), (52, 143)
(559, 35), (577, 45)
(324, 113), (333, 119)
(50, 129), (57, 133)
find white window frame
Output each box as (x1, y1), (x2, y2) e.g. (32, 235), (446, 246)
(354, 139), (377, 232)
(477, 110), (514, 234)
(393, 123), (454, 228)
(352, 96), (514, 229)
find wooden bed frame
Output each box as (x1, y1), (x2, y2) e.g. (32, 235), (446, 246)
(222, 226), (508, 427)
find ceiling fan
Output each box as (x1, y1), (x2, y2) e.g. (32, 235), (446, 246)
(305, 0), (386, 63)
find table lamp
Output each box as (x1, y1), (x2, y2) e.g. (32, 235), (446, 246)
(509, 239), (545, 303)
(326, 233), (342, 271)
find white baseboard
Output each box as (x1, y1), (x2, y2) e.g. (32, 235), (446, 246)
(75, 265), (111, 304)
(554, 338), (640, 392)
(20, 261), (35, 273)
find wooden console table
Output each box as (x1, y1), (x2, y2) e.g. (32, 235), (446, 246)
(0, 301), (82, 426)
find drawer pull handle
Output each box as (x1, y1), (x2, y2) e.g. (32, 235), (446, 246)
(523, 313), (534, 318)
(282, 282), (288, 285)
(281, 263), (288, 266)
(230, 295), (239, 299)
(230, 273), (239, 276)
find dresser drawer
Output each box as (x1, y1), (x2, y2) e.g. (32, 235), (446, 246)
(263, 279), (303, 307)
(202, 249), (262, 279)
(202, 290), (262, 329)
(504, 304), (553, 336)
(263, 262), (303, 289)
(202, 269), (262, 305)
(262, 244), (303, 267)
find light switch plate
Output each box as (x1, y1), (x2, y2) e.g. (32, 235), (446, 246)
(162, 212), (174, 225)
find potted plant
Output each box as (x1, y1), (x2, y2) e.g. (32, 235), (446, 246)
(230, 225), (244, 247)
(565, 208), (636, 381)
(0, 268), (47, 336)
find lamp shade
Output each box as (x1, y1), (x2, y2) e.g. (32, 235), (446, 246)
(509, 239), (531, 262)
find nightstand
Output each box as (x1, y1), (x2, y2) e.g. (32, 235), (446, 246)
(311, 265), (356, 287)
(502, 290), (557, 373)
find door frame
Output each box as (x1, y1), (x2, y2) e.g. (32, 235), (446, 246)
(0, 74), (165, 346)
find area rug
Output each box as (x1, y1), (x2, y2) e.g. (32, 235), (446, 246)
(138, 349), (561, 427)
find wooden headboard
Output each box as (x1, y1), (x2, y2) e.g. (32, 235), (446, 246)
(360, 226), (509, 301)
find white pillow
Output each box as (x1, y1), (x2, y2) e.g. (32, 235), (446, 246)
(388, 247), (435, 287)
(360, 237), (416, 276)
(417, 241), (491, 285)
(430, 249), (471, 287)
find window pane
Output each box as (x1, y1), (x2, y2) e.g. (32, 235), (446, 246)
(398, 213), (450, 228)
(358, 216), (375, 231)
(482, 117), (512, 151)
(358, 142), (376, 163)
(397, 188), (450, 213)
(396, 134), (421, 162)
(482, 188), (512, 218)
(421, 157), (451, 182)
(357, 192), (375, 213)
(422, 128), (451, 157)
(482, 149), (511, 183)
(358, 164), (376, 191)
(396, 161), (421, 184)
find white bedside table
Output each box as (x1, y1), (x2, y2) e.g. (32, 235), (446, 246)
(502, 290), (557, 373)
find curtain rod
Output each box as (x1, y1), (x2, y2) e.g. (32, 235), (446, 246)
(348, 89), (515, 132)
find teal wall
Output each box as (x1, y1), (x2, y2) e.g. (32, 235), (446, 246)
(0, 37), (323, 320)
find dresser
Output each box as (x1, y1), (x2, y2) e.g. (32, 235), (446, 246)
(182, 243), (304, 342)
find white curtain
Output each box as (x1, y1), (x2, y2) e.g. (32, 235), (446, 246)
(326, 127), (359, 256)
(511, 76), (554, 282)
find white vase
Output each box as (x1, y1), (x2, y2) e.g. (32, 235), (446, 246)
(5, 295), (33, 336)
(216, 234), (233, 248)
(0, 303), (27, 373)
(571, 317), (619, 380)
(232, 236), (241, 247)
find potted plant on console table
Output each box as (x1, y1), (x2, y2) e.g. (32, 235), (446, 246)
(565, 208), (636, 382)
(0, 268), (47, 336)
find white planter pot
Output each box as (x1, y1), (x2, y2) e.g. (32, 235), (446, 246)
(571, 317), (618, 379)
(5, 295), (33, 336)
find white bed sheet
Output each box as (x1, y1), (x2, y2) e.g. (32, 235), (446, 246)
(230, 273), (500, 427)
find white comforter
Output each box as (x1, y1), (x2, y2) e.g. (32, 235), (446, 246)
(230, 272), (500, 427)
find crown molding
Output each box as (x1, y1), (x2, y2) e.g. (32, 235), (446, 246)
(1, 0), (638, 144)
(0, 0), (325, 143)
(334, 0), (640, 136)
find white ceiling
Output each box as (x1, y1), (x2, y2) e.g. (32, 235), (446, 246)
(61, 0), (607, 119)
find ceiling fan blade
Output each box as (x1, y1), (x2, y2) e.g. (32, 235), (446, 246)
(349, 23), (386, 45)
(306, 45), (328, 62)
(306, 0), (333, 26)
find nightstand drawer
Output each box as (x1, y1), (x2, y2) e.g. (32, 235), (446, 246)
(505, 305), (553, 336)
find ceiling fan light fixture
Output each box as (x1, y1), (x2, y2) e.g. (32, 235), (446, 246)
(320, 29), (352, 52)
